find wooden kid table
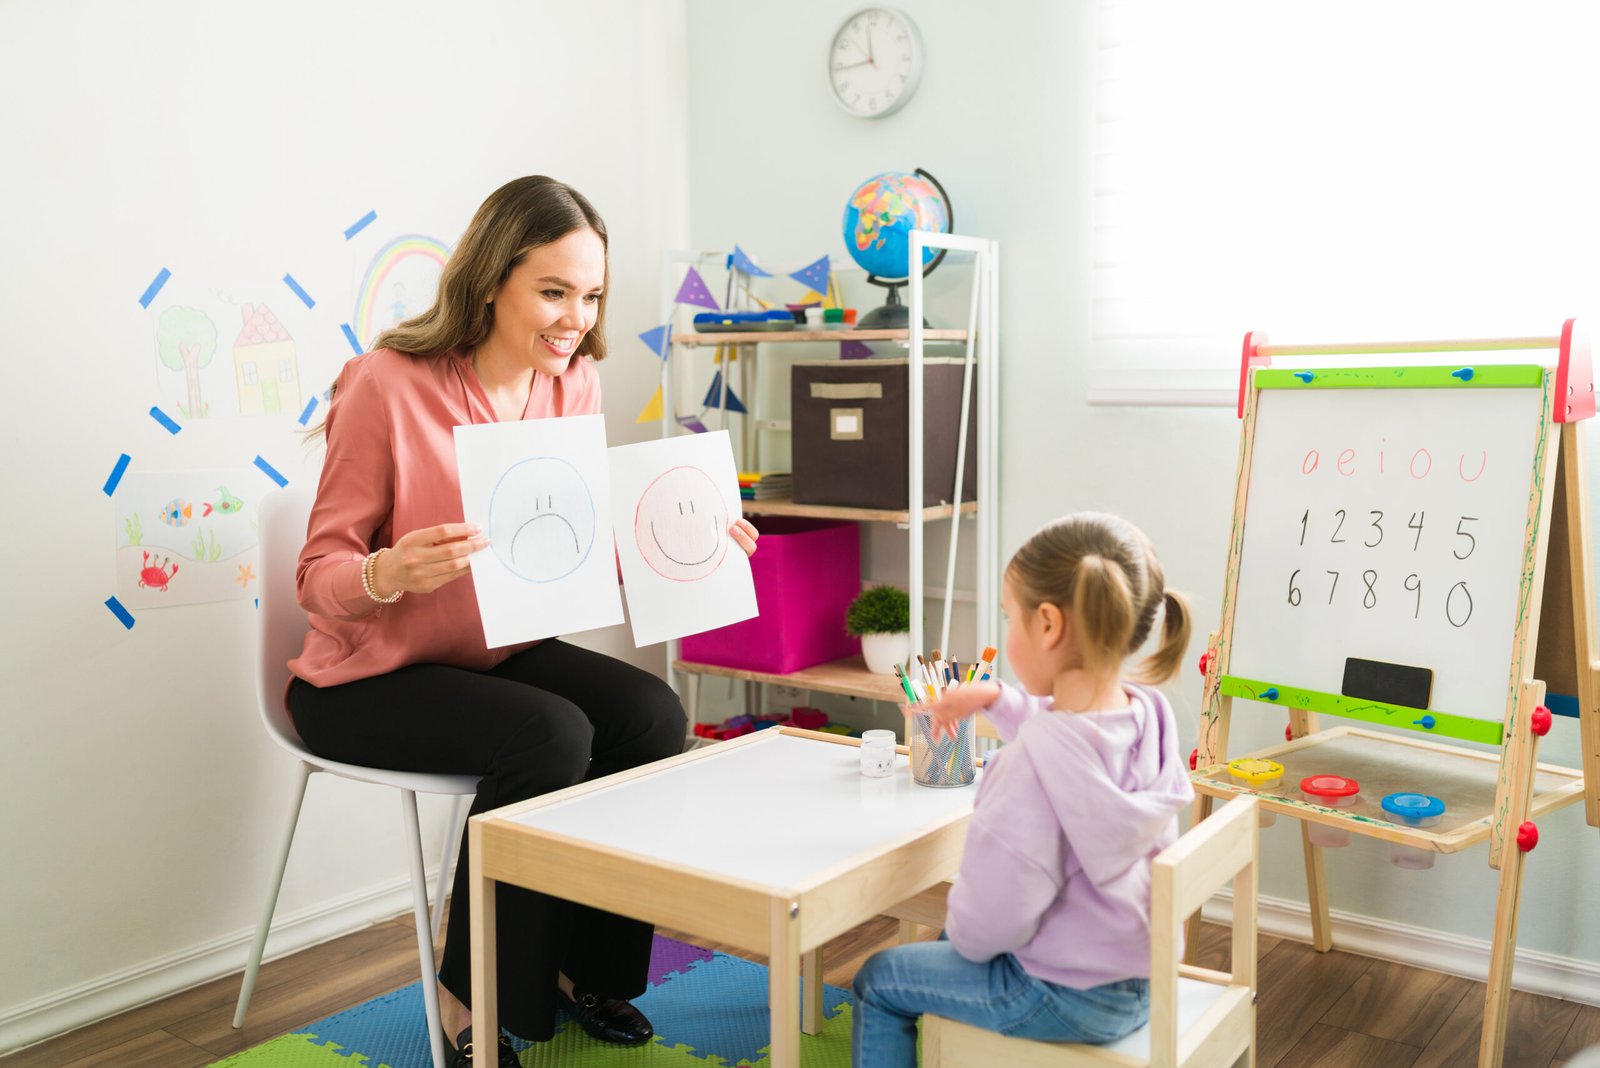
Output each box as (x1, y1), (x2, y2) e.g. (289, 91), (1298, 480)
(468, 726), (979, 1068)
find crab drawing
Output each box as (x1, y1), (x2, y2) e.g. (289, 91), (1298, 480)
(138, 551), (179, 592)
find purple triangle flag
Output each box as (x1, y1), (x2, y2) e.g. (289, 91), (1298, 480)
(703, 371), (748, 414)
(729, 245), (771, 277)
(840, 340), (874, 359)
(677, 414), (709, 434)
(638, 323), (671, 360)
(788, 255), (830, 293)
(674, 267), (720, 310)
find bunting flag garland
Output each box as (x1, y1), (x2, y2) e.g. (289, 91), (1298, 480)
(788, 255), (831, 293)
(638, 323), (671, 360)
(729, 245), (771, 277)
(678, 414), (709, 434)
(794, 289), (826, 308)
(635, 385), (663, 424)
(840, 340), (875, 359)
(674, 267), (721, 310)
(702, 370), (748, 414)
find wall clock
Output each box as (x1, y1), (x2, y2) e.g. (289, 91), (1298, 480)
(828, 6), (923, 119)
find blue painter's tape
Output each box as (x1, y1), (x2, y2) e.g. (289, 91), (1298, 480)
(105, 597), (135, 629)
(283, 273), (316, 309)
(343, 209), (377, 240)
(149, 406), (182, 434)
(340, 322), (363, 355)
(1546, 693), (1581, 718)
(138, 267), (171, 308)
(297, 396), (319, 426)
(103, 453), (132, 496)
(1293, 371), (1314, 383)
(254, 455), (288, 487)
(1452, 367), (1475, 381)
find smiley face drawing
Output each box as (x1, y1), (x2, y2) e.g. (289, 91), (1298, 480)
(634, 465), (729, 581)
(488, 456), (595, 582)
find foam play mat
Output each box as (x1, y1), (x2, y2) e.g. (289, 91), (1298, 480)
(208, 936), (854, 1068)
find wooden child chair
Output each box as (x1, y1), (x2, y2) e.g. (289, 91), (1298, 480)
(920, 794), (1259, 1068)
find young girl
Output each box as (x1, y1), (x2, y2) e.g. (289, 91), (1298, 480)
(852, 512), (1195, 1066)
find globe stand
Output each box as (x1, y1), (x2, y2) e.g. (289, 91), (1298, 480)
(858, 279), (930, 331)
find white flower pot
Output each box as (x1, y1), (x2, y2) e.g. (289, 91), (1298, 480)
(860, 631), (911, 675)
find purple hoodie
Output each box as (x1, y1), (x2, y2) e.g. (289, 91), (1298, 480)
(944, 680), (1195, 989)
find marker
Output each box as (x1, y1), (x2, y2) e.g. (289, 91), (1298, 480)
(892, 663), (919, 704)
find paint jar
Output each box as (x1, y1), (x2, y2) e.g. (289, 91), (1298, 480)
(859, 729), (897, 779)
(805, 307), (825, 328)
(1226, 758), (1283, 826)
(1300, 774), (1360, 848)
(1381, 792), (1445, 869)
(910, 713), (975, 788)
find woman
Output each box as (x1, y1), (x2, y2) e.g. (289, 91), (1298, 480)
(288, 175), (758, 1066)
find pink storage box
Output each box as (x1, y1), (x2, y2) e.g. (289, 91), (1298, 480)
(681, 517), (861, 673)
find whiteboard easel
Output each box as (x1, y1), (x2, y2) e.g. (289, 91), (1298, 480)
(1189, 322), (1600, 1068)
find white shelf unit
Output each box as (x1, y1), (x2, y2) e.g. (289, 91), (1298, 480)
(657, 233), (1000, 727)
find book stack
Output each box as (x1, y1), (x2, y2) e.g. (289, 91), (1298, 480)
(738, 471), (792, 501)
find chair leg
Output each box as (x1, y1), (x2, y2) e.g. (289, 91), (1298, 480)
(402, 790), (448, 1068)
(233, 761), (313, 1029)
(432, 795), (470, 944)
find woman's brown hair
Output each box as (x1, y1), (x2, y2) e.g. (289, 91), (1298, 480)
(374, 175), (610, 361)
(1005, 512), (1191, 685)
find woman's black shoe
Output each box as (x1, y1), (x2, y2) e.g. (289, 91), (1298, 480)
(445, 1025), (520, 1068)
(557, 987), (654, 1046)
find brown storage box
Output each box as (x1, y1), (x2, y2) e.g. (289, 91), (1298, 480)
(791, 358), (978, 510)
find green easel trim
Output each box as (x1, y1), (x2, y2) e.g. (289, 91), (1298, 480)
(1219, 675), (1505, 745)
(1256, 365), (1545, 390)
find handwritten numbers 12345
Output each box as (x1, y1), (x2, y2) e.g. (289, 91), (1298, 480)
(1298, 509), (1476, 559)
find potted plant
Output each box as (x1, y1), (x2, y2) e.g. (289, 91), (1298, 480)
(846, 585), (912, 675)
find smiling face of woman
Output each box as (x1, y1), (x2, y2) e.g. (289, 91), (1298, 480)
(486, 227), (607, 378)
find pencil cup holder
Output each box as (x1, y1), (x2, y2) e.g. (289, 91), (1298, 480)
(910, 713), (975, 788)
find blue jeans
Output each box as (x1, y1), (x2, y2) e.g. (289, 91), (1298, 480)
(852, 938), (1150, 1068)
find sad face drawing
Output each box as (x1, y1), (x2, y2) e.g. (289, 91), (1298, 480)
(635, 465), (729, 581)
(489, 456), (596, 582)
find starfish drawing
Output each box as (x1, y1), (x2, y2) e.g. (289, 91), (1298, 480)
(235, 563), (256, 589)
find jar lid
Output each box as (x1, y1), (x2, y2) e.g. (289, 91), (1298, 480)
(1300, 774), (1360, 798)
(1227, 758), (1284, 785)
(1381, 792), (1445, 819)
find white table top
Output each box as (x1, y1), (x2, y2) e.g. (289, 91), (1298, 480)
(507, 732), (980, 888)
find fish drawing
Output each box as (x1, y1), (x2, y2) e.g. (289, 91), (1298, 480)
(159, 498), (193, 527)
(204, 485), (244, 517)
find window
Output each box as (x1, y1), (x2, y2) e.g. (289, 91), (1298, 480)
(1091, 1), (1600, 405)
(243, 362), (258, 385)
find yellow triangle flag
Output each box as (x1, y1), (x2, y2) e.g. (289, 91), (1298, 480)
(797, 289), (826, 307)
(635, 385), (663, 424)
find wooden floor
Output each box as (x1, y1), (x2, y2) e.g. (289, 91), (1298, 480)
(6, 909), (1600, 1068)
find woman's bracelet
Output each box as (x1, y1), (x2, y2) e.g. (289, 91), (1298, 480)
(362, 548), (403, 604)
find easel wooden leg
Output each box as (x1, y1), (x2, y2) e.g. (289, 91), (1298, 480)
(1299, 825), (1333, 952)
(1182, 793), (1215, 962)
(1479, 842), (1528, 1068)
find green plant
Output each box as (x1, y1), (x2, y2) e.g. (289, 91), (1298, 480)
(124, 512), (142, 546)
(845, 585), (911, 637)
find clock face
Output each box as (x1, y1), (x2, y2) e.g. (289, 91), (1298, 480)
(828, 6), (923, 119)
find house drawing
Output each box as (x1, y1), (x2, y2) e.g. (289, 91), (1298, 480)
(232, 303), (298, 416)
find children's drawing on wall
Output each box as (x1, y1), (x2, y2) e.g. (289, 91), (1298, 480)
(113, 470), (262, 608)
(454, 415), (622, 647)
(351, 233), (451, 349)
(148, 283), (313, 419)
(609, 430), (756, 647)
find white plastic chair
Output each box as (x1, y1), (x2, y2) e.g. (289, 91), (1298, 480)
(232, 486), (476, 1068)
(922, 794), (1259, 1068)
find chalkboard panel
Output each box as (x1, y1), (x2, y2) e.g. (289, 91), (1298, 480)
(1226, 367), (1549, 726)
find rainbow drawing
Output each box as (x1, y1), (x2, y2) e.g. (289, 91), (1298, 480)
(354, 234), (450, 348)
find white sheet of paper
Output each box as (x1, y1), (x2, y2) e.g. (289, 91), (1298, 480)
(454, 415), (622, 647)
(609, 430), (757, 647)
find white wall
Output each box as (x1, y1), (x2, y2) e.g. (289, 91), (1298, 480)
(0, 0), (688, 1050)
(684, 0), (1600, 998)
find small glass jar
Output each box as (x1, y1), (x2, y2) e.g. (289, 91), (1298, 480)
(859, 730), (897, 779)
(1381, 792), (1445, 869)
(1300, 774), (1360, 848)
(1227, 758), (1284, 826)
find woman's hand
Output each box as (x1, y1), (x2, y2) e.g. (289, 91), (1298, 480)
(903, 681), (1000, 741)
(730, 517), (759, 557)
(372, 523), (490, 597)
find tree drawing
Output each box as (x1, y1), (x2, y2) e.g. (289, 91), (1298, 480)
(157, 306), (217, 418)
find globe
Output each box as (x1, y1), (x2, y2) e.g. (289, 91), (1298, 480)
(841, 169), (951, 282)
